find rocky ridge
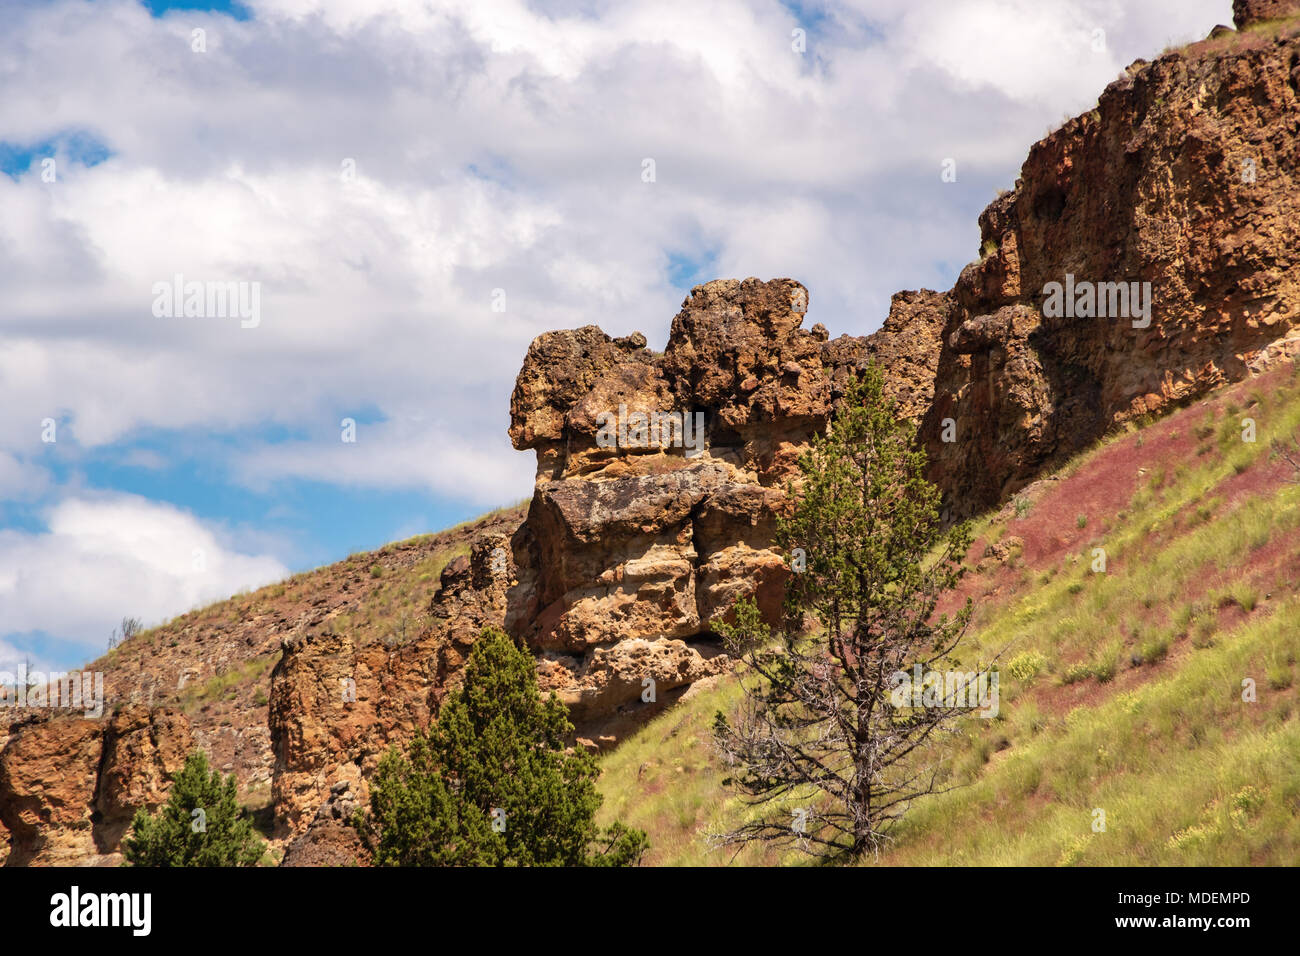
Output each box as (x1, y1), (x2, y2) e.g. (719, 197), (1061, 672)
(6, 8), (1300, 864)
(919, 7), (1300, 514)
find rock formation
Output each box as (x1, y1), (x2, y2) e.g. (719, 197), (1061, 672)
(0, 706), (192, 865)
(268, 277), (948, 840)
(1235, 0), (1300, 29)
(920, 15), (1300, 515)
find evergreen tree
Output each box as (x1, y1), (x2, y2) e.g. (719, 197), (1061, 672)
(122, 750), (265, 866)
(365, 627), (647, 866)
(713, 363), (983, 860)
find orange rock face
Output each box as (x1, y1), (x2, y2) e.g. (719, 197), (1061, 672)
(920, 25), (1300, 516)
(0, 706), (193, 865)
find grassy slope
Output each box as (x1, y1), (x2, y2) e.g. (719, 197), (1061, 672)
(595, 365), (1300, 866)
(92, 501), (528, 695)
(81, 501), (528, 808)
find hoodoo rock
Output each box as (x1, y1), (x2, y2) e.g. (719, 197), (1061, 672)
(506, 278), (947, 746)
(265, 276), (948, 837)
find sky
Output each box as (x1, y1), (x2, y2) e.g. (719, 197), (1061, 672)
(0, 0), (1234, 672)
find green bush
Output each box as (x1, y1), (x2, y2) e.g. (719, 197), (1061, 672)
(1061, 662), (1093, 685)
(1140, 633), (1170, 665)
(1093, 652), (1118, 684)
(122, 750), (264, 867)
(364, 628), (646, 866)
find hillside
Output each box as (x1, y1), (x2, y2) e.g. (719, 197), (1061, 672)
(0, 503), (525, 865)
(7, 2), (1300, 867)
(97, 500), (528, 789)
(596, 362), (1300, 864)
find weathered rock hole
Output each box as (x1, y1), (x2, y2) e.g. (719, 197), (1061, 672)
(1033, 187), (1067, 223)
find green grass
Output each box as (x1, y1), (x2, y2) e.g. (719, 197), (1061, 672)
(594, 677), (789, 866)
(595, 370), (1300, 865)
(180, 656), (276, 712)
(879, 600), (1300, 865)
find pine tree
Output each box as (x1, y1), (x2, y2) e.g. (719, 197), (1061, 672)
(122, 750), (265, 866)
(713, 363), (983, 860)
(365, 627), (647, 866)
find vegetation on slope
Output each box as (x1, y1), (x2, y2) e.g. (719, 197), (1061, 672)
(596, 363), (1300, 865)
(83, 501), (529, 808)
(364, 628), (647, 867)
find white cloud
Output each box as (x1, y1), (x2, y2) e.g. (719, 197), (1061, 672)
(0, 1), (1233, 496)
(0, 495), (289, 659)
(235, 417), (535, 505)
(0, 451), (49, 500)
(0, 638), (64, 683)
(0, 0), (1235, 662)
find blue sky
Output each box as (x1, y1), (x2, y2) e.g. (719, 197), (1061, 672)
(0, 131), (113, 179)
(0, 0), (1233, 671)
(140, 0), (251, 17)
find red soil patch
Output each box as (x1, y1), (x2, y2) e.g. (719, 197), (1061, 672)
(939, 364), (1300, 622)
(1029, 633), (1190, 720)
(926, 364), (1300, 724)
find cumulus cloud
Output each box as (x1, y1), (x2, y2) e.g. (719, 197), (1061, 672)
(0, 0), (1232, 484)
(0, 450), (50, 500)
(234, 415), (535, 505)
(0, 0), (1232, 660)
(0, 495), (289, 660)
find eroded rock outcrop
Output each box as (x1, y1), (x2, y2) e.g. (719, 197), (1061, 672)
(267, 535), (520, 834)
(280, 781), (370, 867)
(920, 20), (1300, 515)
(0, 706), (193, 865)
(266, 277), (947, 836)
(17, 16), (1300, 862)
(501, 278), (947, 742)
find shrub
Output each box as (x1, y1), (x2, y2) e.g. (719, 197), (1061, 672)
(1093, 652), (1118, 684)
(1007, 651), (1047, 682)
(364, 628), (646, 866)
(1139, 633), (1170, 665)
(1230, 584), (1259, 613)
(1192, 613), (1218, 649)
(122, 751), (264, 867)
(1061, 662), (1093, 685)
